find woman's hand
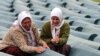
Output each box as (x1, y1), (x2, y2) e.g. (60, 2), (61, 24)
(43, 42), (49, 49)
(34, 46), (46, 53)
(51, 36), (60, 44)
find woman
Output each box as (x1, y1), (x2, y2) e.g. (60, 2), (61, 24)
(40, 7), (71, 56)
(0, 11), (49, 56)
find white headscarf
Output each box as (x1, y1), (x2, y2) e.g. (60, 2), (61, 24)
(11, 20), (18, 28)
(17, 11), (33, 31)
(17, 11), (36, 46)
(12, 20), (18, 25)
(50, 7), (64, 38)
(12, 11), (33, 29)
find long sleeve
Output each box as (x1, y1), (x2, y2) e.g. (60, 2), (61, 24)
(40, 27), (51, 44)
(12, 30), (36, 53)
(58, 22), (70, 46)
(40, 22), (52, 44)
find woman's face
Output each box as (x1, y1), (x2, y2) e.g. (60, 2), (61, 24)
(21, 17), (31, 31)
(51, 16), (60, 26)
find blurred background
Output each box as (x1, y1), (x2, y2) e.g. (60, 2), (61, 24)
(0, 0), (100, 56)
(94, 0), (100, 2)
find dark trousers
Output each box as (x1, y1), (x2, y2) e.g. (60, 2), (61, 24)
(0, 46), (31, 56)
(49, 44), (71, 56)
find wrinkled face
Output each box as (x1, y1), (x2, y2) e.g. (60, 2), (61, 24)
(51, 16), (60, 26)
(21, 17), (31, 31)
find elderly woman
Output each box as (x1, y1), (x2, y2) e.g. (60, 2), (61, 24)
(40, 7), (71, 56)
(0, 11), (49, 56)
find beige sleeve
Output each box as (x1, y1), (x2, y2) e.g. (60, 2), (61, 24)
(12, 30), (36, 53)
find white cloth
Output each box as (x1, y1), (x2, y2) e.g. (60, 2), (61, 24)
(11, 20), (18, 28)
(18, 11), (32, 30)
(18, 11), (36, 46)
(12, 20), (18, 26)
(50, 7), (64, 38)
